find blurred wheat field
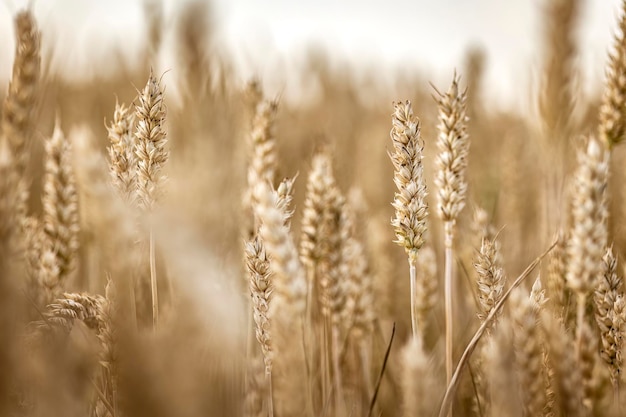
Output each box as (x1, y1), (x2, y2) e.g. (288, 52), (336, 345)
(1, 1), (626, 416)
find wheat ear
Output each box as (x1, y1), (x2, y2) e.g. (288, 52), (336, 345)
(43, 292), (106, 333)
(434, 73), (470, 390)
(134, 70), (169, 329)
(0, 9), (40, 179)
(474, 234), (506, 330)
(599, 0), (626, 147)
(389, 100), (428, 339)
(511, 280), (548, 417)
(107, 101), (137, 203)
(565, 137), (609, 362)
(253, 181), (307, 417)
(98, 280), (118, 415)
(594, 246), (625, 406)
(42, 121), (80, 293)
(246, 99), (278, 232)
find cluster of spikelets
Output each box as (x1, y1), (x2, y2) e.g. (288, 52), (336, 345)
(2, 1), (626, 417)
(0, 9), (172, 416)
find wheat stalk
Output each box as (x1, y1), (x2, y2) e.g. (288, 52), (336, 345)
(434, 73), (469, 390)
(253, 181), (307, 416)
(389, 100), (428, 340)
(134, 70), (169, 329)
(401, 335), (431, 417)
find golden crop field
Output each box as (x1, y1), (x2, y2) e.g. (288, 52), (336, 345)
(0, 1), (625, 416)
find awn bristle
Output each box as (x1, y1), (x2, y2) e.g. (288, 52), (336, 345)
(434, 73), (470, 243)
(0, 9), (40, 179)
(594, 246), (625, 388)
(42, 122), (80, 283)
(107, 101), (137, 203)
(389, 100), (428, 262)
(134, 70), (169, 212)
(599, 0), (626, 147)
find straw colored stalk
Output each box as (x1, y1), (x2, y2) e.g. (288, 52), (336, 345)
(107, 101), (137, 204)
(401, 336), (431, 417)
(318, 183), (348, 413)
(134, 71), (169, 329)
(253, 182), (307, 417)
(434, 74), (469, 388)
(389, 100), (428, 339)
(0, 9), (40, 180)
(42, 122), (80, 294)
(594, 246), (625, 404)
(299, 151), (340, 404)
(565, 137), (609, 361)
(414, 246), (437, 341)
(599, 0), (626, 148)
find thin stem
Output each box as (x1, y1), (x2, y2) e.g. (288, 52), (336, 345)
(150, 228), (158, 329)
(367, 323), (396, 417)
(575, 293), (585, 360)
(614, 381), (620, 413)
(360, 341), (373, 402)
(409, 258), (417, 339)
(438, 239), (557, 417)
(445, 241), (453, 386)
(332, 325), (344, 414)
(444, 221), (454, 416)
(267, 371), (275, 417)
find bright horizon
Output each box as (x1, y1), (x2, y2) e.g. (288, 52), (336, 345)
(0, 0), (622, 111)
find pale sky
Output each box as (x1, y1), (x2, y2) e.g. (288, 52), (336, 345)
(0, 0), (622, 110)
